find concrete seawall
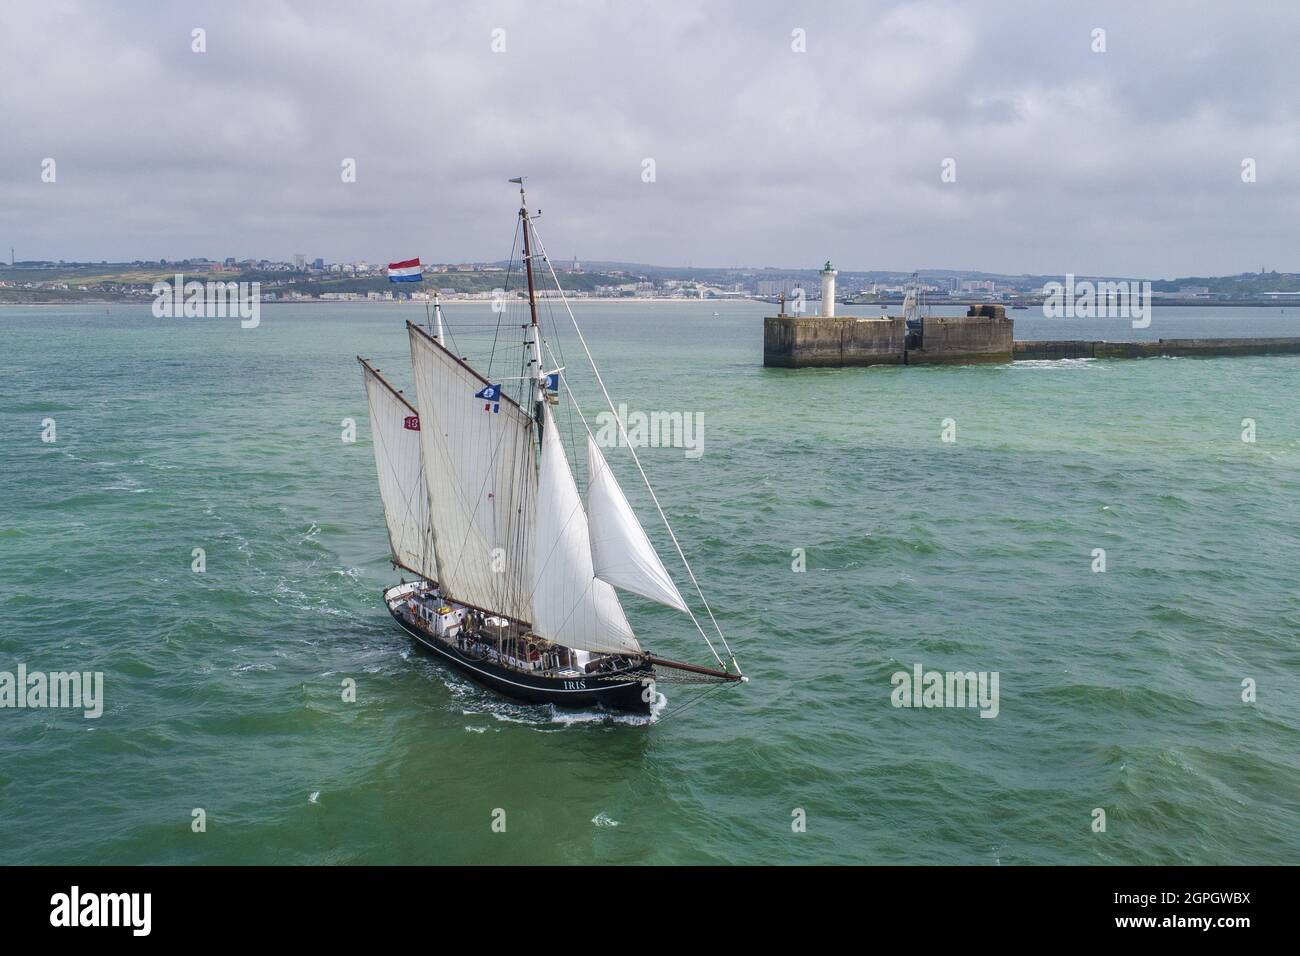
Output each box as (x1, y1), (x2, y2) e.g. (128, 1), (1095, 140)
(763, 315), (906, 368)
(908, 314), (1014, 365)
(766, 305), (1300, 368)
(764, 305), (1013, 367)
(1014, 338), (1300, 360)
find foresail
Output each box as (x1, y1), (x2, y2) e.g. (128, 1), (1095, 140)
(586, 435), (689, 613)
(407, 323), (536, 622)
(533, 405), (641, 656)
(362, 362), (437, 580)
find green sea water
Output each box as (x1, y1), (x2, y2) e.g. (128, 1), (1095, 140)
(2, 301), (1298, 865)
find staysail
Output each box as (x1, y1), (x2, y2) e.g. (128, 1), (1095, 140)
(361, 360), (437, 580)
(407, 322), (537, 622)
(585, 435), (688, 613)
(532, 404), (641, 655)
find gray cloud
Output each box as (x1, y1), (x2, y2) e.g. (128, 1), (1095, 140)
(1, 0), (1296, 276)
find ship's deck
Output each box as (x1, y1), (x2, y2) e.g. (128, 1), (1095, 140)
(383, 581), (640, 680)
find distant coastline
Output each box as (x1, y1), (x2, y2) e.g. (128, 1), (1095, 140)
(4, 260), (1298, 310)
(2, 295), (1297, 309)
(0, 295), (732, 306)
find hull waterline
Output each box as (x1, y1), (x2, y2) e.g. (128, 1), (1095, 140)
(385, 589), (655, 715)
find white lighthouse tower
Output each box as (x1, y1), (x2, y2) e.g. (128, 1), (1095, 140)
(820, 260), (837, 317)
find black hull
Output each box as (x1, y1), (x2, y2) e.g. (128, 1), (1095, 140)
(388, 602), (654, 715)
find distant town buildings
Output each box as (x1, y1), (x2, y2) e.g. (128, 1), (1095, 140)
(5, 253), (1296, 306)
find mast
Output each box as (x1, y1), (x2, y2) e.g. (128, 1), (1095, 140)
(524, 220), (744, 678)
(513, 176), (546, 435)
(431, 291), (444, 345)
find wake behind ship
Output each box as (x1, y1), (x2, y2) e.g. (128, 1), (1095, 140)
(358, 180), (744, 715)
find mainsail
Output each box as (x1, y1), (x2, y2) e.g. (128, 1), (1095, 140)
(585, 435), (688, 613)
(407, 322), (537, 622)
(532, 404), (641, 655)
(361, 360), (436, 580)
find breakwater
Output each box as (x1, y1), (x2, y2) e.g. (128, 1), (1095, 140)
(764, 305), (1300, 368)
(1014, 338), (1300, 360)
(763, 306), (1013, 368)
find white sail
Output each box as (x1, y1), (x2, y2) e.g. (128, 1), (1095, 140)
(407, 324), (536, 622)
(362, 362), (437, 580)
(585, 435), (688, 613)
(533, 404), (641, 655)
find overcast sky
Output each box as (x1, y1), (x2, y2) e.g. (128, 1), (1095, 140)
(2, 1), (1296, 277)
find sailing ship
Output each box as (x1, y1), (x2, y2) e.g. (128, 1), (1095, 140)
(358, 179), (745, 715)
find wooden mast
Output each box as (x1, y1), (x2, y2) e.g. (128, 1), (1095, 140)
(513, 177), (546, 439)
(516, 178), (541, 333)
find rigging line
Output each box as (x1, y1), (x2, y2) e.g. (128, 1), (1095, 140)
(541, 292), (583, 492)
(538, 339), (727, 673)
(487, 217), (523, 380)
(654, 679), (735, 726)
(533, 366), (725, 670)
(522, 225), (738, 671)
(506, 437), (536, 626)
(442, 325), (462, 365)
(437, 296), (463, 361)
(527, 222), (738, 673)
(501, 341), (535, 617)
(656, 682), (724, 724)
(422, 321), (525, 329)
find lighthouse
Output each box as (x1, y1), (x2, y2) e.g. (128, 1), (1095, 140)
(820, 260), (837, 317)
(766, 261), (1015, 368)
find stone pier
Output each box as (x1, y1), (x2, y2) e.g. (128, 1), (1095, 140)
(762, 314), (905, 368)
(1014, 338), (1300, 360)
(763, 304), (1012, 367)
(763, 304), (1300, 368)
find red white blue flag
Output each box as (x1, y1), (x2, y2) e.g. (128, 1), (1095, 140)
(387, 258), (422, 282)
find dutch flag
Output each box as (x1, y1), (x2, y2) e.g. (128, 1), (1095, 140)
(387, 258), (423, 283)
